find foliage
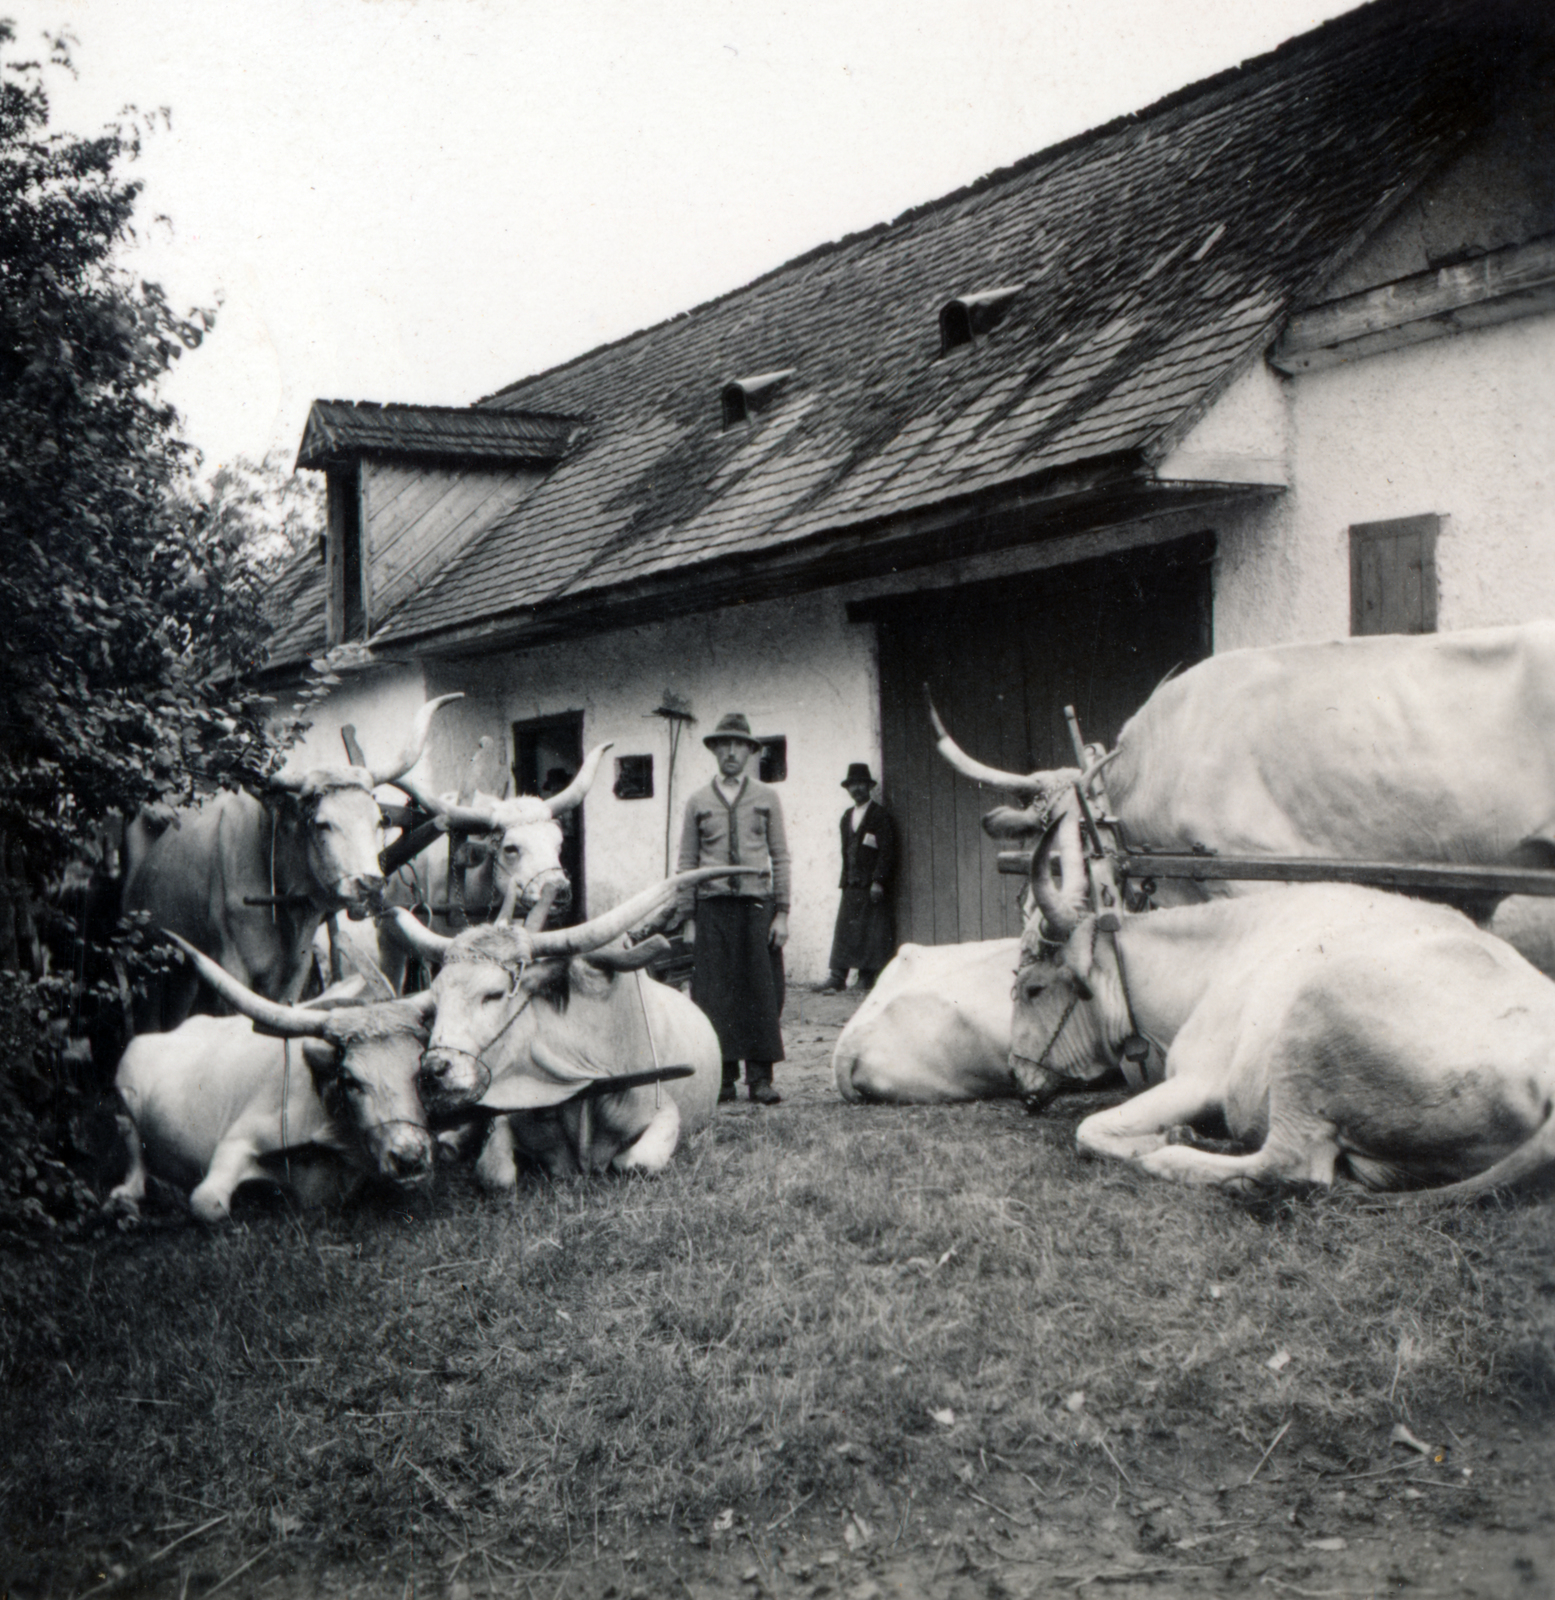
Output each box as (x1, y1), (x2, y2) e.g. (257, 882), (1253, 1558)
(0, 22), (281, 881)
(202, 448), (325, 572)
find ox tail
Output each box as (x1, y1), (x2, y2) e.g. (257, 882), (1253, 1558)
(1392, 1103), (1555, 1205)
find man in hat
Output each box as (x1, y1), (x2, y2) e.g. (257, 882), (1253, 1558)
(676, 713), (790, 1105)
(821, 764), (896, 995)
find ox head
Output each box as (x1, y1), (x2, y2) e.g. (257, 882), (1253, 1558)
(270, 694), (462, 916)
(399, 866), (756, 1112)
(398, 742), (612, 918)
(1008, 813), (1132, 1111)
(168, 934), (438, 1184)
(928, 697), (1113, 844)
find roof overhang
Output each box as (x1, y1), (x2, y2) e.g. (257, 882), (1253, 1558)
(388, 458), (1282, 660)
(296, 399), (585, 472)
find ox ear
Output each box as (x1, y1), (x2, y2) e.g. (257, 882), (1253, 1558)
(982, 804), (1046, 840)
(300, 1038), (343, 1082)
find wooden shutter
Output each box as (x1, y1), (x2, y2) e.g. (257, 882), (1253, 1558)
(1350, 514), (1439, 636)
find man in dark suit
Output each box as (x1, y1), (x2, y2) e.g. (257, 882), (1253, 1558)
(821, 763), (897, 994)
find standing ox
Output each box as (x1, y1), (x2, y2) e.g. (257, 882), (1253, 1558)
(395, 743), (613, 925)
(123, 694), (462, 1027)
(934, 622), (1555, 949)
(1011, 814), (1555, 1197)
(110, 937), (436, 1222)
(833, 940), (1019, 1103)
(395, 869), (750, 1183)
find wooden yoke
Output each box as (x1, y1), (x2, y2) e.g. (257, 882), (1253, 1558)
(1063, 706), (1123, 933)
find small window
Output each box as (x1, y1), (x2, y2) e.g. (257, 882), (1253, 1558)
(721, 369), (795, 431)
(758, 736), (787, 784)
(939, 285), (1024, 354)
(1350, 515), (1439, 636)
(613, 754), (654, 800)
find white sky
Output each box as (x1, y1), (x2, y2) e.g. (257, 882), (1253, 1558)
(22, 0), (1357, 474)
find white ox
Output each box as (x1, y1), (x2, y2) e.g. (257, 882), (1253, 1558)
(110, 939), (436, 1222)
(833, 940), (1018, 1103)
(935, 623), (1555, 948)
(122, 695), (461, 1028)
(396, 869), (747, 1182)
(370, 742), (613, 988)
(1011, 814), (1555, 1197)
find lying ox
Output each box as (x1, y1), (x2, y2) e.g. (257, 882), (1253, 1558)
(395, 869), (750, 1182)
(1012, 814), (1555, 1197)
(833, 940), (1019, 1103)
(123, 694), (461, 1027)
(933, 623), (1555, 966)
(110, 938), (435, 1222)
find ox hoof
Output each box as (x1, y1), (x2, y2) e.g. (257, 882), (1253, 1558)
(104, 1190), (141, 1224)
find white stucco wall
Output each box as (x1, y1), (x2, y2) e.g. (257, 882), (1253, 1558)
(278, 662), (430, 779)
(411, 590), (880, 983)
(1214, 312), (1555, 648)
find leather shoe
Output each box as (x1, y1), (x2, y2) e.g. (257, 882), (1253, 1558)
(749, 1083), (782, 1105)
(718, 1082), (738, 1103)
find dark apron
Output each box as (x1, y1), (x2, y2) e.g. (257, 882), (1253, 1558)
(829, 887), (896, 974)
(692, 897), (785, 1062)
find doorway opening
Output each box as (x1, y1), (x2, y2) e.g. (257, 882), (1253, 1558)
(513, 712), (586, 925)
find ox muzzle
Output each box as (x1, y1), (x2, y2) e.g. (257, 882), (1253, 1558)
(373, 1121), (436, 1185)
(335, 873), (389, 917)
(418, 1046), (493, 1111)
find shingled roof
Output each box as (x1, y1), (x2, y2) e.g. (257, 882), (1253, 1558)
(295, 400), (583, 470)
(277, 0), (1544, 666)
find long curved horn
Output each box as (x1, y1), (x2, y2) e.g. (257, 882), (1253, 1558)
(385, 907), (454, 963)
(544, 743), (614, 817)
(164, 933), (330, 1039)
(1031, 813), (1087, 937)
(529, 867), (762, 957)
(927, 692), (1058, 797)
(370, 694), (465, 786)
(391, 772), (499, 834)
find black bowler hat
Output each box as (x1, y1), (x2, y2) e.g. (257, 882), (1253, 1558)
(841, 763), (877, 789)
(704, 712), (764, 750)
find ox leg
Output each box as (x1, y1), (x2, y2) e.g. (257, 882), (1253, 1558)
(106, 1113), (147, 1218)
(475, 1117), (520, 1194)
(609, 1099), (683, 1175)
(1077, 1077), (1224, 1165)
(189, 1138), (266, 1223)
(1135, 1136), (1339, 1192)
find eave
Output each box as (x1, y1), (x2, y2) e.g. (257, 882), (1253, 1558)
(384, 459), (1282, 660)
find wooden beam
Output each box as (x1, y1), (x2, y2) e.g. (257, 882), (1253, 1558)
(1271, 234), (1555, 374)
(995, 849), (1555, 899)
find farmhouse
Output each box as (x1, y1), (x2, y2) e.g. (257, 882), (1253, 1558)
(269, 0), (1555, 982)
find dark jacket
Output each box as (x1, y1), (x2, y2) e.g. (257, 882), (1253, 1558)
(838, 800), (895, 890)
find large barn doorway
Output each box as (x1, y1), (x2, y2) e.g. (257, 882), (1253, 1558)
(864, 533), (1214, 947)
(513, 712), (586, 925)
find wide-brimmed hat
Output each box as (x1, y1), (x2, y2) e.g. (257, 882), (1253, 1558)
(841, 763), (877, 789)
(704, 712), (764, 750)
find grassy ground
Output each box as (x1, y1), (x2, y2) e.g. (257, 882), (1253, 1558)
(3, 989), (1552, 1598)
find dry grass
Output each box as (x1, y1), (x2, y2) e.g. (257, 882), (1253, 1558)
(2, 1090), (1552, 1595)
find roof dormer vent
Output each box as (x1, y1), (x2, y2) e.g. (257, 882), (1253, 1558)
(721, 369), (795, 430)
(939, 285), (1025, 354)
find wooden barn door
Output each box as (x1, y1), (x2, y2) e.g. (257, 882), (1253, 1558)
(871, 533), (1214, 947)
